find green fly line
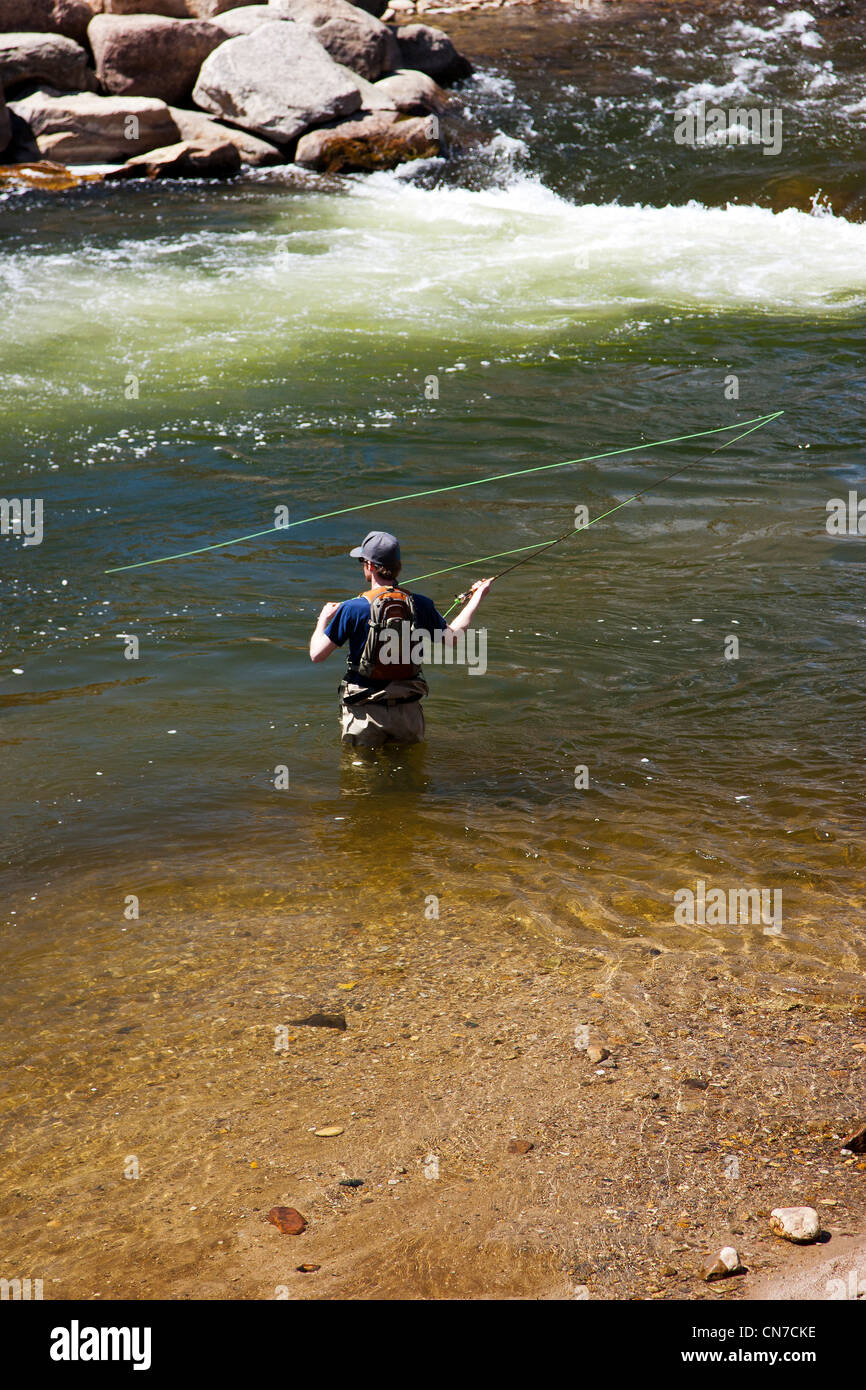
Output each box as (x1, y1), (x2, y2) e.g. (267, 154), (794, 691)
(408, 410), (784, 616)
(104, 411), (783, 574)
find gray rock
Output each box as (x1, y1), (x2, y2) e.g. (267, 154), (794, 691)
(269, 0), (400, 81)
(8, 87), (179, 162)
(101, 1), (257, 12)
(0, 32), (97, 95)
(701, 1246), (742, 1281)
(769, 1206), (821, 1244)
(188, 0), (261, 12)
(335, 61), (395, 112)
(105, 134), (240, 178)
(210, 4), (274, 35)
(394, 23), (471, 85)
(0, 1), (99, 47)
(88, 14), (227, 105)
(372, 67), (447, 114)
(193, 20), (360, 143)
(294, 108), (439, 172)
(168, 102), (283, 164)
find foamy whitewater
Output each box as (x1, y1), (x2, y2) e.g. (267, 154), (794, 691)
(3, 178), (866, 411)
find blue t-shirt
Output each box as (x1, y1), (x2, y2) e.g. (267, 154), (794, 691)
(325, 590), (447, 670)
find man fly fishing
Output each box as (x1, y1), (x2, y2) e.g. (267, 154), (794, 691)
(309, 530), (492, 747)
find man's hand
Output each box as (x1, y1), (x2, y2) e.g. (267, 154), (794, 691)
(447, 576), (494, 637)
(317, 600), (341, 626)
(468, 577), (494, 599)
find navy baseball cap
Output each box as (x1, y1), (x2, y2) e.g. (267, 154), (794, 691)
(349, 531), (401, 570)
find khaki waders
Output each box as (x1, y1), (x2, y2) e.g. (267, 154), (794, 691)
(339, 677), (429, 748)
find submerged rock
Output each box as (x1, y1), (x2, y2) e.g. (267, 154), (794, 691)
(289, 1010), (347, 1029)
(268, 0), (400, 81)
(105, 134), (241, 178)
(769, 1206), (821, 1244)
(0, 157), (103, 190)
(294, 108), (439, 172)
(394, 23), (471, 85)
(0, 32), (97, 95)
(841, 1121), (866, 1154)
(9, 88), (179, 161)
(193, 20), (360, 143)
(167, 104), (283, 165)
(88, 14), (228, 104)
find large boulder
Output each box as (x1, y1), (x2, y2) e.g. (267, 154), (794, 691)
(0, 33), (97, 95)
(8, 87), (179, 161)
(101, 1), (251, 12)
(105, 135), (240, 178)
(102, 0), (188, 13)
(394, 23), (471, 85)
(188, 0), (260, 12)
(0, 2), (101, 46)
(193, 20), (360, 143)
(268, 0), (399, 81)
(88, 14), (227, 105)
(372, 67), (446, 114)
(167, 103), (282, 164)
(294, 108), (438, 172)
(210, 4), (274, 35)
(336, 62), (395, 113)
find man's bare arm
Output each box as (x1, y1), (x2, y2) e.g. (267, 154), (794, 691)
(310, 601), (341, 662)
(445, 577), (494, 640)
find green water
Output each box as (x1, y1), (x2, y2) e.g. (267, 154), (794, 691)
(2, 1), (865, 1027)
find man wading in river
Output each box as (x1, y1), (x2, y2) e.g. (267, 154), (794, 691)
(309, 530), (492, 747)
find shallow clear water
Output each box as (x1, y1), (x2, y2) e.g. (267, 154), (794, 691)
(2, 0), (865, 1026)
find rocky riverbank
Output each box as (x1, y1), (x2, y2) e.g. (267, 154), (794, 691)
(0, 0), (476, 185)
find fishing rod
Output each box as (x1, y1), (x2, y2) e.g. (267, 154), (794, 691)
(104, 412), (782, 574)
(425, 410), (784, 617)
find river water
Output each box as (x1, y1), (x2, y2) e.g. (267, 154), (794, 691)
(2, 0), (865, 1044)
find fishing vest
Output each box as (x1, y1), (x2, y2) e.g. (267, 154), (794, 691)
(348, 586), (421, 683)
